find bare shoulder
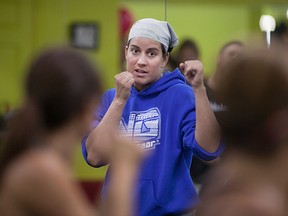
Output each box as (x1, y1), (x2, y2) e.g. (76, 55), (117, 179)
(3, 150), (70, 191)
(0, 151), (65, 213)
(0, 150), (92, 216)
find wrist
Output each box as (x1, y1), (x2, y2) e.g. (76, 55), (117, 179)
(113, 97), (127, 106)
(193, 84), (206, 93)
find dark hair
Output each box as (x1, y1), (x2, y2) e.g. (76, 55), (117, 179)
(167, 46), (174, 54)
(219, 40), (244, 55)
(274, 21), (288, 38)
(178, 38), (200, 59)
(0, 47), (103, 177)
(272, 21), (288, 46)
(217, 48), (288, 157)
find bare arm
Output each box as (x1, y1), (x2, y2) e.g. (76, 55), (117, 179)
(86, 71), (134, 166)
(101, 135), (143, 216)
(180, 61), (221, 153)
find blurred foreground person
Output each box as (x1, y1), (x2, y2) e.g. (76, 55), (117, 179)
(0, 47), (143, 216)
(196, 46), (288, 216)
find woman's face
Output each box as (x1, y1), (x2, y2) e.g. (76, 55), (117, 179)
(125, 37), (169, 91)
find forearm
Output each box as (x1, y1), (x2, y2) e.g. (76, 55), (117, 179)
(86, 98), (126, 166)
(194, 85), (221, 152)
(103, 162), (139, 216)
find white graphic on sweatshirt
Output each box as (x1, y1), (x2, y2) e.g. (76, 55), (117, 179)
(210, 102), (227, 112)
(119, 108), (161, 150)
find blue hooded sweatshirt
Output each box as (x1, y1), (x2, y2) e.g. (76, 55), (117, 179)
(82, 68), (224, 216)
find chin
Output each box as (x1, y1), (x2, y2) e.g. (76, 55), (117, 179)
(134, 80), (150, 89)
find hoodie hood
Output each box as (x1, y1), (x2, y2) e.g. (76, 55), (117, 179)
(131, 68), (186, 96)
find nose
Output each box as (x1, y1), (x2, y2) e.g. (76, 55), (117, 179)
(137, 53), (147, 66)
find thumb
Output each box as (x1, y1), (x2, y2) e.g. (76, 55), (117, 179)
(179, 63), (185, 73)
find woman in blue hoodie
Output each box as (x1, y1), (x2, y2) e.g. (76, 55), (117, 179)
(82, 18), (224, 216)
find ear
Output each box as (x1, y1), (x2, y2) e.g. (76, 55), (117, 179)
(125, 46), (129, 61)
(161, 52), (170, 68)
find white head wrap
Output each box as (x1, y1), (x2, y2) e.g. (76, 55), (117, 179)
(128, 18), (178, 52)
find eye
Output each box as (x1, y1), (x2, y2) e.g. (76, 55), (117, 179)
(130, 48), (139, 55)
(148, 51), (157, 57)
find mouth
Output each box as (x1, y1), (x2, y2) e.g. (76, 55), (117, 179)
(135, 69), (147, 74)
(134, 69), (148, 77)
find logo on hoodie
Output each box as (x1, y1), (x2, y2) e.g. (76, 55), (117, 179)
(120, 108), (161, 150)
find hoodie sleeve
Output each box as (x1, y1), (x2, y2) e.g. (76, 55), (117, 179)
(181, 88), (224, 161)
(192, 139), (224, 161)
(81, 89), (115, 166)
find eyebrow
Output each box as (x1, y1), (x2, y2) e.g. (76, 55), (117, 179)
(147, 48), (160, 52)
(130, 45), (160, 52)
(130, 45), (140, 49)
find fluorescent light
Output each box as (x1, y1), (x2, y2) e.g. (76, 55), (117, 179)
(259, 15), (276, 32)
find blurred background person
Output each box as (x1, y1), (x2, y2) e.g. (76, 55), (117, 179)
(196, 45), (288, 216)
(0, 47), (143, 216)
(205, 40), (244, 105)
(176, 38), (201, 64)
(166, 38), (200, 72)
(191, 40), (244, 191)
